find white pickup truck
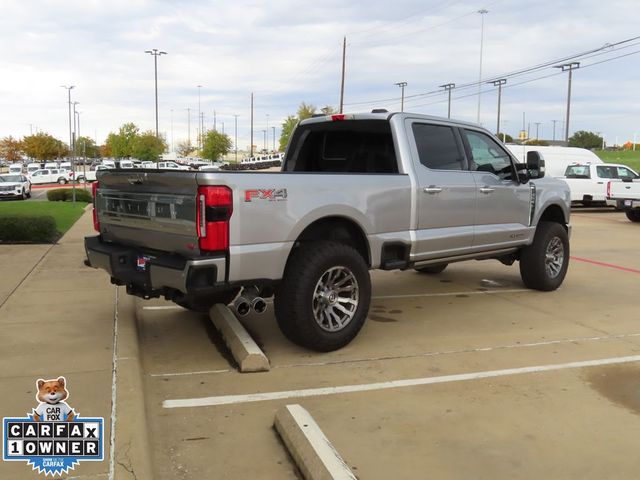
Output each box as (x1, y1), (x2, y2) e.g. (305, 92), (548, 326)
(607, 180), (640, 222)
(562, 163), (639, 207)
(85, 112), (572, 351)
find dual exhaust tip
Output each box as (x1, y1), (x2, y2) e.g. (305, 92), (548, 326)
(233, 288), (267, 316)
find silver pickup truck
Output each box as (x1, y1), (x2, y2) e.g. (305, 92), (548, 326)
(85, 112), (571, 351)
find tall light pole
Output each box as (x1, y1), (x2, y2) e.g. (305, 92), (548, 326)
(196, 85), (202, 149)
(61, 85), (76, 202)
(170, 109), (174, 153)
(271, 126), (276, 151)
(395, 82), (407, 112)
(477, 9), (488, 124)
(187, 108), (191, 147)
(262, 129), (267, 151)
(250, 92), (254, 157)
(551, 119), (559, 142)
(554, 62), (580, 143)
(440, 83), (455, 119)
(266, 114), (270, 150)
(339, 36), (346, 113)
(145, 49), (167, 137)
(233, 114), (239, 163)
(488, 79), (506, 135)
(72, 102), (80, 153)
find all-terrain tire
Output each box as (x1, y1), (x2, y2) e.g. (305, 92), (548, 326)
(274, 241), (371, 352)
(519, 221), (569, 291)
(625, 209), (640, 222)
(175, 289), (241, 313)
(415, 264), (448, 274)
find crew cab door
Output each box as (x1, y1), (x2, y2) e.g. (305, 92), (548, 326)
(461, 128), (532, 248)
(407, 120), (476, 261)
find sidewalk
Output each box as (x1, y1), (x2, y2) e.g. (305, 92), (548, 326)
(0, 210), (116, 479)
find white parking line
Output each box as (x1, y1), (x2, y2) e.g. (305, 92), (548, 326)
(142, 305), (184, 310)
(148, 369), (230, 377)
(372, 288), (529, 300)
(163, 354), (640, 409)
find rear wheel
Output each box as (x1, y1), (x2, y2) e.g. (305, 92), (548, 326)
(58, 178), (67, 184)
(175, 289), (241, 313)
(626, 209), (640, 222)
(274, 241), (371, 352)
(519, 221), (569, 291)
(415, 264), (448, 274)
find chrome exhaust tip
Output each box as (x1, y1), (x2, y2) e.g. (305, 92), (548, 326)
(233, 298), (251, 316)
(251, 297), (267, 314)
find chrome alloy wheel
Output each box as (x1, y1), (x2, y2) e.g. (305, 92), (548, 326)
(545, 236), (564, 278)
(312, 266), (359, 332)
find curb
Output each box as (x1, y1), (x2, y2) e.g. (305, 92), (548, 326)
(111, 293), (154, 480)
(274, 404), (356, 480)
(209, 304), (270, 372)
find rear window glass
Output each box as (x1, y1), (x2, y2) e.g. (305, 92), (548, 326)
(284, 120), (398, 173)
(412, 124), (463, 170)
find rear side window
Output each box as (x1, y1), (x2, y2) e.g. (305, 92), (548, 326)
(285, 120), (398, 173)
(596, 165), (617, 179)
(412, 124), (463, 170)
(565, 165), (591, 178)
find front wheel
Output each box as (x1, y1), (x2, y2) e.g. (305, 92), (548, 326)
(625, 210), (640, 223)
(58, 178), (67, 184)
(274, 241), (371, 352)
(519, 222), (569, 291)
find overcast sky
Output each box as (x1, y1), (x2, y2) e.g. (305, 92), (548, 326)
(1, 0), (638, 151)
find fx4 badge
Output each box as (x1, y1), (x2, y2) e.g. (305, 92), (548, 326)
(244, 189), (288, 202)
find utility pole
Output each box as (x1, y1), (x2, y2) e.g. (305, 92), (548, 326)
(477, 9), (489, 124)
(534, 122), (541, 140)
(488, 79), (506, 135)
(395, 82), (407, 112)
(250, 92), (254, 157)
(233, 114), (239, 163)
(554, 62), (580, 143)
(187, 108), (191, 147)
(440, 83), (455, 119)
(551, 119), (558, 142)
(213, 109), (217, 132)
(144, 49), (167, 137)
(339, 36), (346, 114)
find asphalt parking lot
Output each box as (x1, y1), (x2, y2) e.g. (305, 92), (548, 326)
(130, 208), (640, 479)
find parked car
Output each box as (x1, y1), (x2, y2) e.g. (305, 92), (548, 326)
(505, 145), (604, 178)
(28, 168), (70, 185)
(157, 161), (190, 170)
(44, 162), (59, 170)
(140, 161), (156, 169)
(0, 174), (31, 199)
(79, 165), (108, 182)
(561, 163), (639, 206)
(86, 111), (571, 352)
(26, 163), (42, 175)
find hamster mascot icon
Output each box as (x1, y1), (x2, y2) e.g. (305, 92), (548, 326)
(32, 376), (76, 422)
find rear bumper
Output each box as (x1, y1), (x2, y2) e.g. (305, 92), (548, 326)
(84, 236), (227, 299)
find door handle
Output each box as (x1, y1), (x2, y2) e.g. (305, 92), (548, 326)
(597, 182), (604, 184)
(423, 186), (443, 194)
(479, 186), (495, 194)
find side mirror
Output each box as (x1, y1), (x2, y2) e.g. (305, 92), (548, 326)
(526, 151), (545, 179)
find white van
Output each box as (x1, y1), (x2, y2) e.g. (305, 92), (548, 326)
(44, 162), (59, 170)
(27, 163), (41, 175)
(505, 145), (603, 178)
(9, 164), (23, 174)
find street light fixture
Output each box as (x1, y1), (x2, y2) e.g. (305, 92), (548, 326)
(477, 9), (489, 124)
(553, 62), (580, 143)
(394, 82), (407, 112)
(145, 49), (167, 137)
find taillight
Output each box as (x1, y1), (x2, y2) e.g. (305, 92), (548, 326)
(606, 181), (611, 199)
(196, 186), (233, 252)
(92, 181), (100, 232)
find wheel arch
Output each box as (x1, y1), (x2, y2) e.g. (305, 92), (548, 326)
(291, 216), (371, 267)
(537, 203), (567, 230)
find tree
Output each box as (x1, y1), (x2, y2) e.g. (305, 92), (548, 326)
(297, 102), (317, 120)
(526, 139), (550, 146)
(100, 143), (112, 158)
(131, 131), (167, 161)
(0, 136), (23, 162)
(497, 133), (514, 143)
(106, 122), (140, 158)
(569, 130), (602, 150)
(75, 136), (100, 158)
(279, 116), (298, 152)
(22, 132), (69, 160)
(176, 140), (194, 157)
(320, 105), (336, 115)
(201, 130), (232, 161)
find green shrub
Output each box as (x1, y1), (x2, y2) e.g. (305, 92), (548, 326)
(0, 216), (58, 243)
(46, 188), (92, 203)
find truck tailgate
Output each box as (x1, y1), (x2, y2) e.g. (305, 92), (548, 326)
(96, 170), (200, 257)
